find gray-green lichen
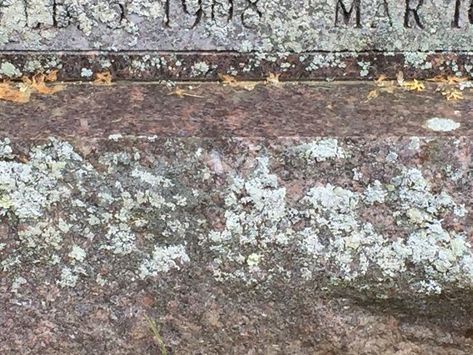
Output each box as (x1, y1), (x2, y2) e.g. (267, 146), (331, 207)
(0, 137), (471, 302)
(0, 61), (21, 77)
(294, 138), (346, 162)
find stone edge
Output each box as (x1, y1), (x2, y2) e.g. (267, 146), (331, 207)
(1, 51), (473, 81)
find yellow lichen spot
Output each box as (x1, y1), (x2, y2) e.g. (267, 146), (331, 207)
(428, 75), (447, 83)
(0, 195), (12, 209)
(402, 79), (425, 92)
(446, 76), (468, 85)
(93, 71), (113, 85)
(218, 73), (238, 86)
(442, 88), (464, 101)
(429, 75), (467, 85)
(374, 74), (396, 94)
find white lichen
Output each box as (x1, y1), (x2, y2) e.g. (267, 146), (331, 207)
(80, 68), (93, 78)
(68, 245), (86, 263)
(139, 244), (190, 279)
(363, 180), (387, 204)
(11, 276), (27, 294)
(57, 267), (79, 288)
(425, 118), (460, 132)
(296, 139), (345, 162)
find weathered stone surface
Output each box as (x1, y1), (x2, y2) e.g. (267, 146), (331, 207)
(3, 51), (473, 81)
(1, 83), (473, 353)
(1, 81), (473, 137)
(2, 1), (473, 80)
(0, 0), (472, 51)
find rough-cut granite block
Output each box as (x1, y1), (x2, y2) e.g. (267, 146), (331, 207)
(1, 83), (473, 353)
(3, 0), (473, 79)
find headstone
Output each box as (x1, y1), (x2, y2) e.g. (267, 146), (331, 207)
(1, 0), (473, 80)
(1, 83), (473, 352)
(2, 2), (473, 353)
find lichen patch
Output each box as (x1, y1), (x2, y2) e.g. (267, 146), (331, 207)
(425, 118), (461, 132)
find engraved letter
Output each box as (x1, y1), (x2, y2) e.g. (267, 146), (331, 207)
(404, 0), (424, 29)
(335, 0), (361, 28)
(241, 0), (262, 28)
(371, 0), (392, 28)
(452, 0), (473, 28)
(211, 0), (234, 23)
(165, 0), (203, 28)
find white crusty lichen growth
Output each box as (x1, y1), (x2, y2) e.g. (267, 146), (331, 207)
(191, 61), (210, 77)
(206, 156), (288, 283)
(0, 138), (196, 289)
(203, 149), (473, 294)
(295, 138), (346, 162)
(300, 183), (394, 279)
(57, 267), (79, 288)
(139, 244), (190, 279)
(298, 165), (472, 293)
(363, 180), (387, 204)
(102, 224), (137, 255)
(68, 245), (87, 263)
(0, 138), (13, 158)
(425, 118), (461, 132)
(1, 137), (472, 299)
(11, 276), (27, 294)
(0, 139), (78, 219)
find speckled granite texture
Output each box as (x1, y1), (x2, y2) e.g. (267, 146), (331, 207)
(1, 83), (473, 353)
(0, 0), (472, 51)
(3, 0), (473, 80)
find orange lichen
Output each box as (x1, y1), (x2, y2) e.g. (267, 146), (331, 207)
(45, 69), (59, 82)
(429, 75), (468, 85)
(366, 89), (379, 101)
(0, 70), (64, 103)
(218, 74), (238, 86)
(375, 74), (387, 84)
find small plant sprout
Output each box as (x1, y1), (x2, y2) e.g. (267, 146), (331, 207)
(145, 316), (168, 355)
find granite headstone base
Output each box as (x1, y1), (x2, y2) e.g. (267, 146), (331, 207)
(1, 83), (473, 353)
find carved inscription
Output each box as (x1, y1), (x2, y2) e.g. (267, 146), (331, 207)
(164, 0), (260, 28)
(2, 1), (473, 52)
(452, 0), (473, 28)
(333, 0), (473, 29)
(1, 0), (472, 31)
(335, 0), (361, 27)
